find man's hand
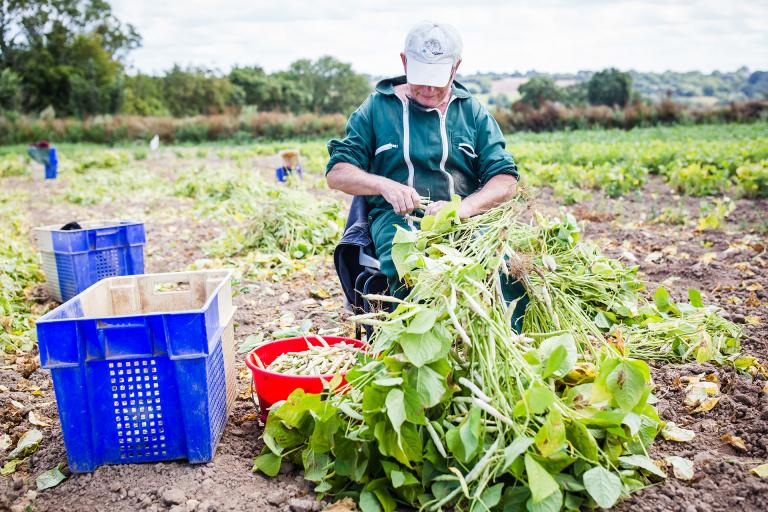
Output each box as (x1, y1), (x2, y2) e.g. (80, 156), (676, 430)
(424, 199), (473, 219)
(378, 180), (421, 215)
(422, 174), (518, 219)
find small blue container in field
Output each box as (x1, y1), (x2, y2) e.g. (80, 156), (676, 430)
(36, 270), (237, 473)
(32, 221), (146, 302)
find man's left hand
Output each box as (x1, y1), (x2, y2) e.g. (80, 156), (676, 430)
(423, 200), (472, 219)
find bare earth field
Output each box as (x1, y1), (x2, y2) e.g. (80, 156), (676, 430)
(1, 148), (766, 512)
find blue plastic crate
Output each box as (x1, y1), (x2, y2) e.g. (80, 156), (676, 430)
(33, 221), (146, 302)
(36, 270), (236, 473)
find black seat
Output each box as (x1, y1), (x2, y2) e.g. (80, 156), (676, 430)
(333, 196), (389, 340)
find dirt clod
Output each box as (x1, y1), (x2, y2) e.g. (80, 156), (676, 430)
(266, 489), (290, 506)
(288, 497), (321, 512)
(163, 488), (186, 505)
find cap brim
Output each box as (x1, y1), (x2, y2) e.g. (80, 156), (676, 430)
(406, 60), (453, 87)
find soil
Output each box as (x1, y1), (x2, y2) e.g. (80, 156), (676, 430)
(1, 152), (767, 512)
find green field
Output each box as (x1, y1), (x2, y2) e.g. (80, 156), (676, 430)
(2, 122), (767, 511)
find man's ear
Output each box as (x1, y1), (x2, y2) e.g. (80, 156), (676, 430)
(400, 52), (407, 73)
(453, 58), (462, 76)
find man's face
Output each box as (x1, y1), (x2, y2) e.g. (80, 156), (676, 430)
(401, 53), (461, 108)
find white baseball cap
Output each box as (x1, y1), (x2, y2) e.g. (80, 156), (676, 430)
(404, 21), (463, 87)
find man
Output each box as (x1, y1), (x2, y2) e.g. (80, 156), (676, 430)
(326, 21), (526, 327)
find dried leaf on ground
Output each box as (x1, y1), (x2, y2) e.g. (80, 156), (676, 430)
(721, 432), (747, 451)
(36, 463), (67, 490)
(662, 422), (696, 442)
(684, 379), (720, 413)
(310, 288), (331, 299)
(693, 397), (720, 413)
(0, 433), (11, 451)
(665, 456), (695, 480)
(0, 459), (21, 476)
(29, 410), (51, 427)
(323, 497), (359, 511)
(751, 463), (768, 478)
(8, 429), (43, 459)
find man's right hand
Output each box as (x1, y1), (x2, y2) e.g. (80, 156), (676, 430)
(377, 179), (421, 215)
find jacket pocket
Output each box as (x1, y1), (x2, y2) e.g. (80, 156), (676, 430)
(457, 142), (478, 159)
(374, 142), (399, 156)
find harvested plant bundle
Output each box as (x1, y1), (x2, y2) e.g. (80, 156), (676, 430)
(209, 186), (344, 259)
(253, 197), (743, 511)
(267, 343), (361, 376)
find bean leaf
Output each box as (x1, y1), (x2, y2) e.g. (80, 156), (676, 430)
(534, 410), (567, 458)
(470, 482), (504, 512)
(539, 333), (577, 378)
(405, 309), (438, 334)
(604, 359), (650, 412)
(619, 454), (666, 478)
(688, 288), (703, 308)
(398, 329), (449, 367)
(385, 389), (407, 433)
(252, 452), (282, 477)
(501, 436), (534, 473)
(526, 488), (562, 512)
(583, 466), (622, 508)
(524, 453), (559, 502)
(446, 407), (482, 464)
(415, 365), (447, 408)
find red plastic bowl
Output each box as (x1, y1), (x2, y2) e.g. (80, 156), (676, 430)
(245, 336), (368, 420)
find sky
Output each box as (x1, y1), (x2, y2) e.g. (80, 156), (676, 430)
(111, 0), (768, 76)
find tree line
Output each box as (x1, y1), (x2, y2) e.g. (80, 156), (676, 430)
(1, 1), (765, 126)
(0, 1), (370, 118)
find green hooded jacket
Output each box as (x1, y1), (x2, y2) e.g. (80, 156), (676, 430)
(326, 75), (519, 222)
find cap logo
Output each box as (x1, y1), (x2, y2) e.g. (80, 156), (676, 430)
(422, 38), (443, 57)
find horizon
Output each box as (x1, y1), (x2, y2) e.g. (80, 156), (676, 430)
(112, 0), (768, 77)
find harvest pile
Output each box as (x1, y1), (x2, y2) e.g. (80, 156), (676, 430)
(253, 197), (746, 511)
(265, 342), (361, 376)
(175, 165), (345, 261)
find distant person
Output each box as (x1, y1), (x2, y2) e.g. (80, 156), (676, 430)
(275, 149), (303, 183)
(27, 140), (58, 180)
(326, 21), (527, 330)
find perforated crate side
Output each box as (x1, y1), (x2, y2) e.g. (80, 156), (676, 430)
(55, 252), (80, 302)
(205, 337), (228, 451)
(92, 357), (187, 467)
(93, 248), (121, 281)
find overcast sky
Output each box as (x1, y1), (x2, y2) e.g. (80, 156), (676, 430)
(111, 0), (768, 76)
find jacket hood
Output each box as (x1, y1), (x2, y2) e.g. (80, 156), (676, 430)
(374, 75), (471, 99)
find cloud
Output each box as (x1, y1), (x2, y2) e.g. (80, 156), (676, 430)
(111, 0), (768, 75)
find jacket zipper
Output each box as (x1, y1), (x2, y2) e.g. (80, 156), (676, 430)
(398, 97), (415, 190)
(438, 95), (458, 196)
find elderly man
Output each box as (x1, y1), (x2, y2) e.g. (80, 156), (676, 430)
(327, 21), (526, 327)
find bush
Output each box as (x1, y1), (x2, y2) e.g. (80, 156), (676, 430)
(493, 100), (768, 133)
(736, 162), (768, 198)
(665, 163), (731, 196)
